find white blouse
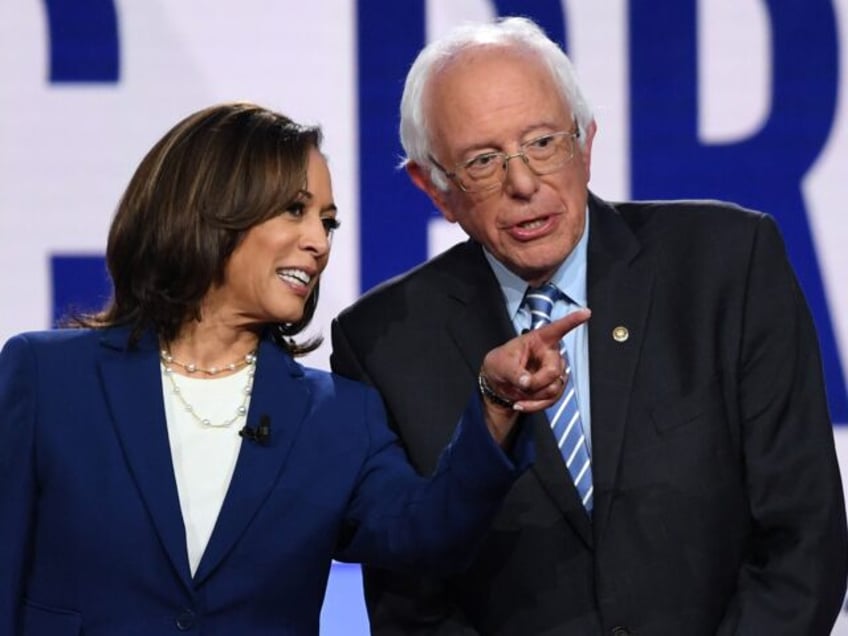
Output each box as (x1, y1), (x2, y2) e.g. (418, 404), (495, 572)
(160, 364), (252, 576)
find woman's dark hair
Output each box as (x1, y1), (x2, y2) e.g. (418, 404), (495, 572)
(77, 102), (324, 356)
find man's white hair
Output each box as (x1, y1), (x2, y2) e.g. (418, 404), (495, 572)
(399, 16), (594, 191)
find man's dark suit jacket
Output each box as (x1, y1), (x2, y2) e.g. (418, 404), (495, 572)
(331, 194), (848, 635)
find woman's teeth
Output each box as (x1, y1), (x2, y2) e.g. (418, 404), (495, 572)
(277, 269), (311, 286)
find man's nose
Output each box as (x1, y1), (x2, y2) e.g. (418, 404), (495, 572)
(502, 152), (540, 197)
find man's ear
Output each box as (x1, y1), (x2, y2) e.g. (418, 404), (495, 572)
(406, 162), (458, 223)
(579, 119), (597, 183)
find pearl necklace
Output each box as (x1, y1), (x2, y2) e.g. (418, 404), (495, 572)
(160, 349), (257, 376)
(161, 352), (256, 428)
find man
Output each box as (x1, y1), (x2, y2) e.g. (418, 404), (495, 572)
(330, 16), (848, 635)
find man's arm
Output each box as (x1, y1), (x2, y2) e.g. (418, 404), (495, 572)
(718, 215), (848, 634)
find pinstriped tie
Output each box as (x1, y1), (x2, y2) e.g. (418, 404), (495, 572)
(524, 283), (594, 513)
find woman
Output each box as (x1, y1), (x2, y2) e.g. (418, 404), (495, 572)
(0, 102), (587, 635)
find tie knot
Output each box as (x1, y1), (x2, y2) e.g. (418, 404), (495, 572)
(523, 283), (560, 329)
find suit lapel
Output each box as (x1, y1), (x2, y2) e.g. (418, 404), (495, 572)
(98, 328), (193, 591)
(193, 335), (311, 584)
(586, 195), (655, 536)
(530, 410), (594, 546)
(445, 244), (518, 376)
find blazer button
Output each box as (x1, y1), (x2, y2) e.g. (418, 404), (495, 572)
(175, 609), (196, 631)
(611, 627), (631, 636)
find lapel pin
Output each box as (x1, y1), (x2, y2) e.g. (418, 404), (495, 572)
(612, 326), (629, 342)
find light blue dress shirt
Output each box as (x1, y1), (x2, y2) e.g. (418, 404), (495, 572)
(483, 208), (592, 454)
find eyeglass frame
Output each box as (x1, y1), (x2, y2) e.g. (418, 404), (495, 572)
(427, 123), (582, 193)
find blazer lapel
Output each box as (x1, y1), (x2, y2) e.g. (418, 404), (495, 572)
(98, 328), (193, 590)
(445, 242), (594, 547)
(193, 335), (311, 584)
(586, 195), (655, 536)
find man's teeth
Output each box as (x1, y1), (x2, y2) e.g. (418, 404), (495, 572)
(277, 269), (312, 285)
(519, 219), (546, 230)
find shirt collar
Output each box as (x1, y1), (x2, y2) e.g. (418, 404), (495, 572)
(483, 206), (589, 320)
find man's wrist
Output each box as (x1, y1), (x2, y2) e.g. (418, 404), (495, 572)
(478, 372), (515, 408)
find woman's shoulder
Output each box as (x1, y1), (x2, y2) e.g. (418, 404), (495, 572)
(0, 329), (105, 377)
(259, 341), (381, 407)
(299, 365), (383, 413)
(2, 327), (100, 351)
(301, 365), (376, 397)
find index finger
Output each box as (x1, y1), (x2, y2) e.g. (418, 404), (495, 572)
(533, 309), (591, 346)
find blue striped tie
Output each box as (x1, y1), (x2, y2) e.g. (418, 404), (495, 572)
(523, 283), (594, 513)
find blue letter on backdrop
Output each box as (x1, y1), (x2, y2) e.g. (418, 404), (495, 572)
(43, 0), (120, 82)
(50, 256), (111, 326)
(629, 0), (847, 420)
(45, 0), (119, 322)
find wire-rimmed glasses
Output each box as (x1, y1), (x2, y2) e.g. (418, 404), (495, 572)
(429, 126), (581, 193)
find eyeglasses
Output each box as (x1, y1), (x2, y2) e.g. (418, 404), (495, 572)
(429, 126), (581, 193)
